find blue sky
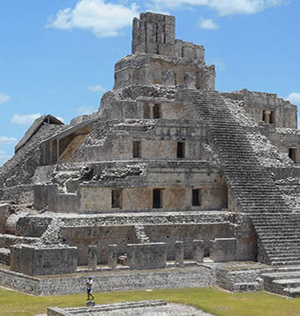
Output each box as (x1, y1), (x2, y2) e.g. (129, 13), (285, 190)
(0, 0), (300, 166)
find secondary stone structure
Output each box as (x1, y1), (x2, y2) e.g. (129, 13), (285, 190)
(1, 12), (300, 298)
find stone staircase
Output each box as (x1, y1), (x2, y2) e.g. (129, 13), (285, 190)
(262, 266), (300, 297)
(185, 89), (300, 265)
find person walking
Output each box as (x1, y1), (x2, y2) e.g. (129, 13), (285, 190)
(86, 276), (94, 300)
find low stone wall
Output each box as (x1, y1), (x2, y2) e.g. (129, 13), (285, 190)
(0, 265), (215, 296)
(0, 268), (41, 295)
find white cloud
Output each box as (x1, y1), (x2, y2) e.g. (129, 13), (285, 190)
(0, 136), (18, 145)
(286, 92), (300, 105)
(11, 113), (42, 126)
(150, 0), (289, 16)
(0, 92), (10, 104)
(88, 84), (107, 93)
(46, 0), (138, 37)
(0, 150), (11, 166)
(198, 17), (219, 30)
(77, 106), (96, 115)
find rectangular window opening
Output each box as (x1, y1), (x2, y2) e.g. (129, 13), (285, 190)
(262, 110), (275, 124)
(192, 189), (201, 207)
(133, 141), (141, 158)
(153, 189), (162, 208)
(112, 189), (122, 208)
(177, 142), (185, 158)
(289, 148), (297, 163)
(153, 104), (161, 119)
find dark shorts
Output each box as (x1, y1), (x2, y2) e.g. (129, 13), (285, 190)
(87, 289), (92, 294)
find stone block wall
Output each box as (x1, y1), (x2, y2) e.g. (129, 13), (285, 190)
(81, 120), (209, 161)
(210, 238), (237, 262)
(79, 179), (227, 213)
(10, 244), (77, 276)
(127, 242), (167, 269)
(144, 223), (233, 259)
(61, 225), (137, 265)
(222, 90), (297, 129)
(270, 130), (300, 163)
(114, 54), (215, 90)
(60, 222), (246, 265)
(132, 13), (205, 61)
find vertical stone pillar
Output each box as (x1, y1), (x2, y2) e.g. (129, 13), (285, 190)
(87, 245), (97, 270)
(192, 239), (204, 263)
(265, 110), (271, 124)
(49, 140), (53, 164)
(42, 143), (46, 165)
(56, 139), (60, 163)
(108, 244), (118, 269)
(174, 241), (184, 267)
(149, 103), (154, 119)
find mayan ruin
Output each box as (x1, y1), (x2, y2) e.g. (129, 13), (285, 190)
(1, 11), (300, 308)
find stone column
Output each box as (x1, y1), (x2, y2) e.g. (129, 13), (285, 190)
(56, 139), (60, 163)
(42, 143), (46, 165)
(265, 110), (271, 124)
(192, 239), (204, 263)
(49, 140), (53, 165)
(108, 244), (118, 269)
(174, 241), (184, 267)
(87, 245), (97, 270)
(149, 103), (154, 119)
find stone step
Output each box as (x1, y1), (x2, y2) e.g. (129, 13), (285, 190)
(273, 278), (300, 288)
(232, 282), (261, 292)
(283, 287), (300, 298)
(271, 260), (300, 266)
(262, 271), (300, 281)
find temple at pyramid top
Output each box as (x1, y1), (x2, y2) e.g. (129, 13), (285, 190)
(114, 12), (215, 90)
(132, 12), (205, 62)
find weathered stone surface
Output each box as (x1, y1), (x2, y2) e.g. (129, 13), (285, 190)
(0, 265), (214, 295)
(174, 241), (184, 267)
(48, 300), (214, 316)
(108, 244), (118, 269)
(210, 238), (237, 262)
(10, 244), (77, 276)
(127, 242), (167, 269)
(87, 245), (97, 270)
(193, 239), (204, 263)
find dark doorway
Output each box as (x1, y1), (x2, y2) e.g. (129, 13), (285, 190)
(192, 189), (201, 206)
(133, 141), (141, 158)
(112, 189), (122, 208)
(153, 189), (162, 208)
(153, 104), (161, 119)
(177, 142), (185, 158)
(289, 148), (297, 163)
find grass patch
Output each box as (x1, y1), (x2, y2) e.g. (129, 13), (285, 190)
(0, 287), (300, 316)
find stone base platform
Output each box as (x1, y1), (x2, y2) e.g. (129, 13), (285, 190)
(0, 264), (214, 296)
(47, 300), (215, 316)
